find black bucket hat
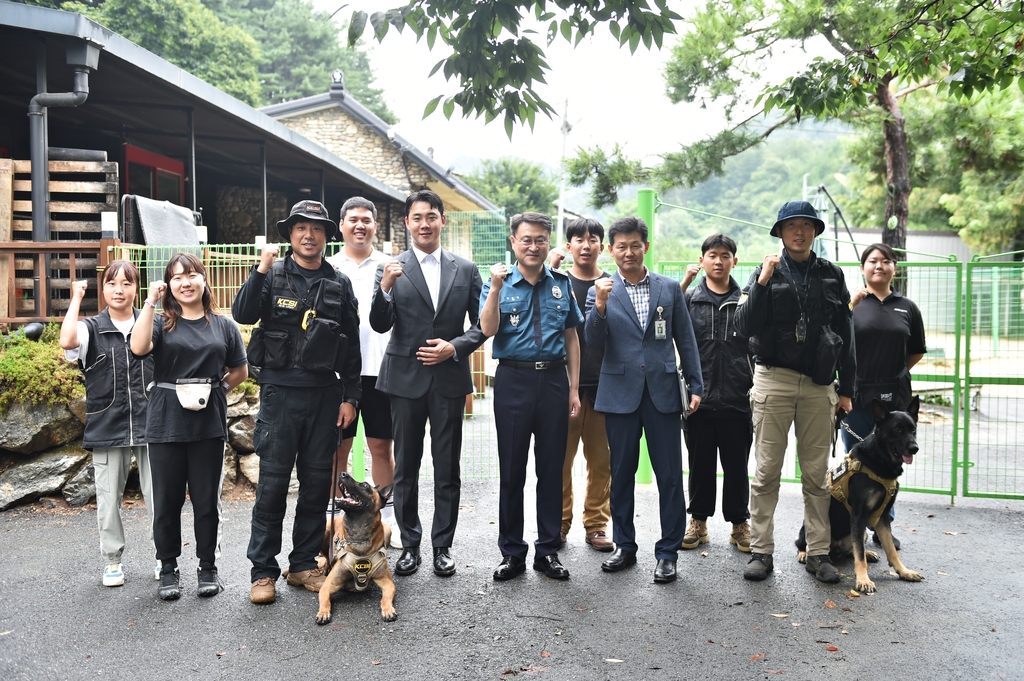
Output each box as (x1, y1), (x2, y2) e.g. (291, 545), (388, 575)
(770, 200), (825, 238)
(276, 200), (338, 241)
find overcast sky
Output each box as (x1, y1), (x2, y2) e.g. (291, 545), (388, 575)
(312, 1), (834, 174)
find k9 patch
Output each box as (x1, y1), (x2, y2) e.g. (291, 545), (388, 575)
(275, 297), (299, 309)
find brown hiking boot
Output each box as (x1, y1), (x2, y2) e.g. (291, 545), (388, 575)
(681, 518), (709, 550)
(730, 522), (751, 553)
(585, 530), (614, 552)
(250, 577), (276, 604)
(286, 567), (326, 593)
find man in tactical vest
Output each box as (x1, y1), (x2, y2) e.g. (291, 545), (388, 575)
(232, 200), (362, 604)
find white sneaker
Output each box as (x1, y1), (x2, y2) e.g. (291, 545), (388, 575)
(103, 563), (125, 587)
(380, 505), (402, 549)
(154, 560), (162, 581)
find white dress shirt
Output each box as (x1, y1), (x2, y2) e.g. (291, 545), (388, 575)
(327, 247), (392, 377)
(412, 245), (442, 310)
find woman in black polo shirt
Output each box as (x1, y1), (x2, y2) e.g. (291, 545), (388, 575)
(844, 243), (926, 547)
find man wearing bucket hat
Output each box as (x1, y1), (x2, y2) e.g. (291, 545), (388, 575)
(232, 199), (362, 604)
(734, 200), (855, 584)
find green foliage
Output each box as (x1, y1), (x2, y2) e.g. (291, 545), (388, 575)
(0, 324), (85, 414)
(845, 86), (1024, 253)
(346, 1), (682, 137)
(200, 0), (398, 122)
(63, 0), (263, 105)
(464, 157), (558, 218)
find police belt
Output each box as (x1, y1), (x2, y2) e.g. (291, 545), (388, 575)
(498, 358), (567, 371)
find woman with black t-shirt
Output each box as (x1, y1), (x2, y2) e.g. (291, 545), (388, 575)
(131, 253), (248, 601)
(844, 243), (926, 547)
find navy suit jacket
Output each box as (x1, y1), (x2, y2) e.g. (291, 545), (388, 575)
(369, 248), (485, 400)
(585, 270), (703, 415)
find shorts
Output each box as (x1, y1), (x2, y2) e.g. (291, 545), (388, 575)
(341, 375), (393, 441)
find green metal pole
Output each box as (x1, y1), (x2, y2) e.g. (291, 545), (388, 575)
(992, 268), (1000, 356)
(636, 188), (657, 485)
(351, 416), (366, 483)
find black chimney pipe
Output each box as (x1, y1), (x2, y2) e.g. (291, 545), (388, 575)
(27, 38), (102, 242)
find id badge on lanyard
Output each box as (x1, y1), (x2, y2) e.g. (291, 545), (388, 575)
(654, 306), (667, 340)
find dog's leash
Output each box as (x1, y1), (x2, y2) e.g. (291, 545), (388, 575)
(832, 410), (865, 458)
(328, 426), (341, 567)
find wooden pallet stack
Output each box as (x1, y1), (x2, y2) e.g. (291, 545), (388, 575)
(0, 158), (117, 320)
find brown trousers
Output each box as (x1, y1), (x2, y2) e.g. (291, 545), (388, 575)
(561, 391), (612, 534)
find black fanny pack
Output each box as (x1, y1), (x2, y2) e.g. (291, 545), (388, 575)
(857, 368), (912, 410)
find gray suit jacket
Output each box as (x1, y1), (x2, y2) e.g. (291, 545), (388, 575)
(585, 270), (703, 415)
(369, 248), (485, 399)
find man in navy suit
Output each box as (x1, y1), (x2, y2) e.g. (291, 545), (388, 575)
(585, 216), (703, 583)
(370, 190), (486, 578)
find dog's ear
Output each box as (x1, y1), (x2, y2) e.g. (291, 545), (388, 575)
(907, 395), (920, 424)
(871, 398), (889, 423)
(376, 483), (394, 504)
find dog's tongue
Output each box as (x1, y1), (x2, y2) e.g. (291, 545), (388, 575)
(902, 454), (914, 465)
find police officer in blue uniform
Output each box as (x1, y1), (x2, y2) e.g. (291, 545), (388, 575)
(480, 212), (583, 582)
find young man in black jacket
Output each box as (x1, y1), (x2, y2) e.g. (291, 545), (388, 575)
(734, 201), (855, 584)
(680, 234), (752, 553)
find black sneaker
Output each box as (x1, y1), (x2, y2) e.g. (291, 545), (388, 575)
(743, 553), (774, 581)
(871, 532), (901, 550)
(197, 567), (223, 598)
(805, 554), (841, 583)
(158, 568), (181, 601)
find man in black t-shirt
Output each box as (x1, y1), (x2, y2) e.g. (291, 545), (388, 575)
(551, 218), (614, 552)
(232, 200), (362, 605)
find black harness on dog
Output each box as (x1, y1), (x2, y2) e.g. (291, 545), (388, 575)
(827, 455), (899, 528)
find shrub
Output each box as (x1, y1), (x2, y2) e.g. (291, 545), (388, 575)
(0, 324), (85, 414)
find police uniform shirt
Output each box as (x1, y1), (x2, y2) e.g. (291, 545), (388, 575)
(481, 265), (584, 361)
(853, 290), (926, 381)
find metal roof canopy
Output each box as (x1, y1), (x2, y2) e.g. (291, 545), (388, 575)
(0, 1), (406, 237)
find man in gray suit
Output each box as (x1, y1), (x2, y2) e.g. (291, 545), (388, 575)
(369, 190), (486, 577)
(585, 216), (703, 584)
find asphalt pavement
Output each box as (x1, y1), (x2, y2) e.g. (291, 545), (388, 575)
(0, 478), (1021, 680)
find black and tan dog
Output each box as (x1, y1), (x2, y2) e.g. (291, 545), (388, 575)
(796, 397), (925, 593)
(315, 472), (396, 624)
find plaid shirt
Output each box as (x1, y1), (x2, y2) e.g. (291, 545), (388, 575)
(622, 270), (651, 328)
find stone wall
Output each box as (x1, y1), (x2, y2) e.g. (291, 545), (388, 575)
(279, 107), (433, 194)
(216, 186), (289, 244)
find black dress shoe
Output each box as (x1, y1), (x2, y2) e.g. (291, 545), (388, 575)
(433, 547), (456, 577)
(601, 548), (637, 573)
(532, 554), (570, 580)
(493, 555), (527, 581)
(653, 559), (677, 583)
(394, 548), (421, 576)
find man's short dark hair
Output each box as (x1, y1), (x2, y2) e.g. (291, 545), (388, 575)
(565, 218), (604, 242)
(510, 212), (553, 235)
(405, 189), (445, 217)
(701, 233), (737, 256)
(607, 216), (648, 245)
(341, 196), (377, 222)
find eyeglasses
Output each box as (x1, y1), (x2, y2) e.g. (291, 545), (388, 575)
(512, 236), (550, 247)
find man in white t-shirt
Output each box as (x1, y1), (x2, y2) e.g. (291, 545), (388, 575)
(327, 196), (399, 547)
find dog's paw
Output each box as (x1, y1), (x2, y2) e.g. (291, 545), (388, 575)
(797, 550), (807, 564)
(381, 606), (397, 622)
(898, 569), (924, 582)
(856, 578), (877, 594)
(866, 550), (879, 563)
(316, 555), (328, 571)
(315, 610), (332, 625)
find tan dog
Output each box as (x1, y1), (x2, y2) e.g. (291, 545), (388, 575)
(315, 472), (396, 624)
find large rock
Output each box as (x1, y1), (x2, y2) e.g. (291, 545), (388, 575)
(227, 399), (256, 419)
(228, 416), (255, 453)
(0, 402), (84, 455)
(62, 461), (95, 506)
(0, 445), (89, 510)
(222, 443), (238, 485)
(68, 396), (88, 425)
(238, 453), (260, 485)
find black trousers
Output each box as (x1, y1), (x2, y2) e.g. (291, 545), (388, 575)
(149, 438), (224, 570)
(390, 389), (465, 549)
(248, 383), (342, 581)
(604, 383), (687, 560)
(493, 364), (568, 560)
(683, 409), (752, 524)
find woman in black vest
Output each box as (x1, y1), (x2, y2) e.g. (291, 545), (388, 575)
(60, 260), (156, 588)
(844, 243), (926, 548)
(131, 253), (248, 601)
